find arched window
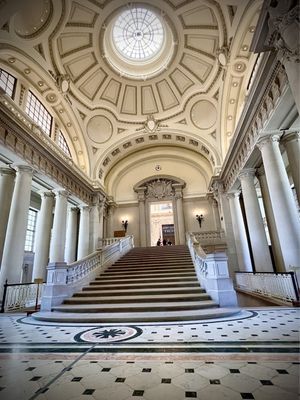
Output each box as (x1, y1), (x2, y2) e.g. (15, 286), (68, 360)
(25, 91), (52, 136)
(58, 131), (71, 157)
(0, 68), (16, 98)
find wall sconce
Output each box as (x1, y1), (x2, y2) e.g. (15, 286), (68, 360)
(122, 220), (128, 232)
(196, 214), (204, 228)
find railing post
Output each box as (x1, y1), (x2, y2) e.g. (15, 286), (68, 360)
(0, 279), (8, 313)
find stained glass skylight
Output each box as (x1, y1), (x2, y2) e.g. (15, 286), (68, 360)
(112, 7), (164, 61)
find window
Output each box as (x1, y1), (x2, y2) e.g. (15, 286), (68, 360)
(112, 7), (164, 61)
(25, 91), (52, 136)
(0, 69), (16, 98)
(24, 209), (38, 252)
(58, 131), (71, 157)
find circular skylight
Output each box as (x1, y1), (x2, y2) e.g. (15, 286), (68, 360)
(112, 7), (164, 61)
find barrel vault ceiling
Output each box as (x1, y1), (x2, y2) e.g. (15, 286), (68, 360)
(0, 0), (262, 188)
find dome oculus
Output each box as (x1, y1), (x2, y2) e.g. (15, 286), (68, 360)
(112, 7), (164, 61)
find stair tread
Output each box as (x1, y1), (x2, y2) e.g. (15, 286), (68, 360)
(54, 300), (218, 310)
(69, 293), (208, 301)
(81, 287), (203, 294)
(32, 308), (241, 323)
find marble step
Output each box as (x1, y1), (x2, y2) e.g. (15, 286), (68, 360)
(33, 308), (241, 323)
(86, 281), (200, 289)
(52, 300), (218, 313)
(105, 266), (194, 273)
(102, 269), (195, 276)
(90, 275), (199, 287)
(65, 293), (210, 304)
(80, 286), (205, 296)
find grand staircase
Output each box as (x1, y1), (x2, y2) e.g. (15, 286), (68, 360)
(33, 245), (240, 323)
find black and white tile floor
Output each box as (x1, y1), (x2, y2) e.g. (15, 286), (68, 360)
(0, 307), (299, 400)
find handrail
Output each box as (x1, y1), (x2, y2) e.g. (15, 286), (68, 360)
(41, 235), (134, 310)
(186, 232), (237, 307)
(66, 235), (134, 285)
(1, 280), (45, 312)
(235, 271), (300, 302)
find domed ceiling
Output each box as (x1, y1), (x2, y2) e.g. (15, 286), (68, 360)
(0, 0), (261, 187)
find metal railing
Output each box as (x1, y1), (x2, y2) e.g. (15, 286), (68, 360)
(1, 280), (44, 312)
(235, 271), (300, 303)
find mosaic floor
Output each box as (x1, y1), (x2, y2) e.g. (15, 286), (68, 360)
(0, 307), (299, 400)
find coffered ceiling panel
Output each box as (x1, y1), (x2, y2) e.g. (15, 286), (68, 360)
(121, 85), (137, 115)
(180, 6), (217, 27)
(78, 67), (107, 100)
(58, 33), (92, 57)
(180, 54), (213, 83)
(100, 79), (121, 106)
(170, 68), (194, 95)
(141, 86), (159, 115)
(156, 80), (179, 111)
(64, 52), (97, 81)
(68, 2), (98, 25)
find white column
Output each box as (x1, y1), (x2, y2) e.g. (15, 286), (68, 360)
(78, 206), (90, 259)
(32, 191), (54, 281)
(90, 195), (105, 251)
(212, 198), (221, 230)
(49, 189), (68, 263)
(238, 169), (273, 272)
(136, 188), (147, 247)
(106, 205), (114, 238)
(281, 131), (300, 204)
(227, 192), (252, 272)
(174, 184), (186, 245)
(64, 206), (78, 263)
(257, 135), (300, 270)
(0, 167), (15, 264)
(0, 165), (33, 294)
(257, 167), (285, 272)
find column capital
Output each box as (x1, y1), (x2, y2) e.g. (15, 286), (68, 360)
(80, 205), (91, 213)
(256, 165), (265, 178)
(12, 163), (34, 175)
(238, 168), (256, 181)
(226, 191), (241, 200)
(52, 189), (69, 198)
(70, 206), (79, 213)
(136, 187), (146, 202)
(256, 134), (281, 151)
(38, 190), (54, 199)
(0, 166), (15, 176)
(281, 130), (300, 145)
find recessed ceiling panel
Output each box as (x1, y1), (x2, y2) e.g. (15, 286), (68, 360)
(121, 85), (137, 115)
(142, 86), (159, 114)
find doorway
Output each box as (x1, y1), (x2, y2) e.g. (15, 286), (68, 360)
(149, 201), (175, 246)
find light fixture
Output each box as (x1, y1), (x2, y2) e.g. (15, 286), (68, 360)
(122, 220), (128, 232)
(196, 214), (204, 228)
